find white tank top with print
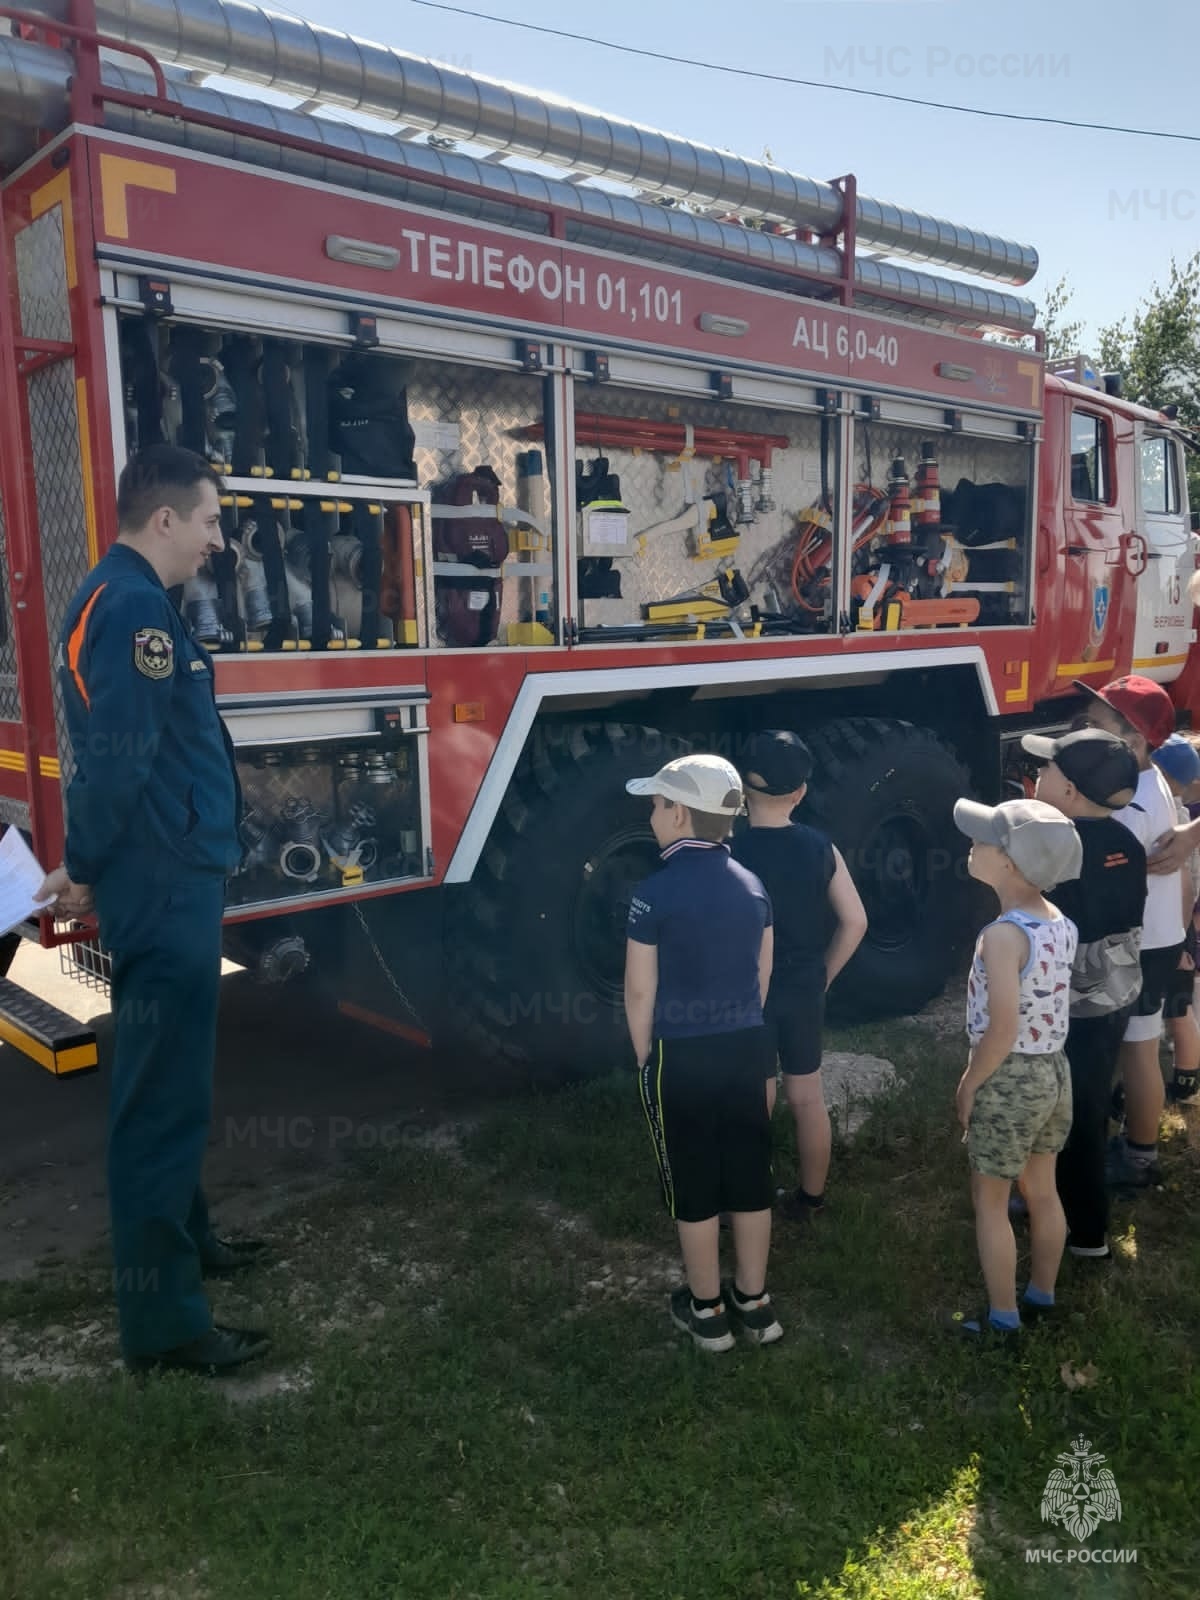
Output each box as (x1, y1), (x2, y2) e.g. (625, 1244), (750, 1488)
(966, 908), (1077, 1054)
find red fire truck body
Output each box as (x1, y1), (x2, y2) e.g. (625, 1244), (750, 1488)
(1, 5), (1196, 1074)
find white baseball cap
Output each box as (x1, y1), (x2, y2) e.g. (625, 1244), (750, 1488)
(626, 754), (745, 816)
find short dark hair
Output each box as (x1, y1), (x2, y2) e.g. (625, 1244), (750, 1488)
(687, 807), (734, 844)
(116, 445), (222, 532)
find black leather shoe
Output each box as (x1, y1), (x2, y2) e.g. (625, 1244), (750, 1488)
(200, 1237), (270, 1277)
(126, 1324), (272, 1377)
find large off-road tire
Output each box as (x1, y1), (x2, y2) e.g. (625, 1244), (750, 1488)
(444, 722), (685, 1079)
(801, 718), (973, 1021)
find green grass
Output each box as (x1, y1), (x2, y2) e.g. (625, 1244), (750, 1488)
(3, 1014), (1199, 1599)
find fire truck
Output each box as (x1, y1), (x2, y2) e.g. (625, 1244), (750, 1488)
(1, 0), (1197, 1078)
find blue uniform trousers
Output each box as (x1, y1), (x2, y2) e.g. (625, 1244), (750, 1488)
(99, 867), (226, 1359)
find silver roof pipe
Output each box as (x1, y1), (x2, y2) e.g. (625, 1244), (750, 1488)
(64, 0), (1037, 286)
(0, 37), (1037, 331)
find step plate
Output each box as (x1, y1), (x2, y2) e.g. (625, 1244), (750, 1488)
(0, 978), (98, 1077)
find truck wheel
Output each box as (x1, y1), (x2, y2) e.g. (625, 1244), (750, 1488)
(444, 722), (685, 1079)
(802, 718), (973, 1020)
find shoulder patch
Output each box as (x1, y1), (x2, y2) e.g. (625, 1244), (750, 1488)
(133, 627), (174, 680)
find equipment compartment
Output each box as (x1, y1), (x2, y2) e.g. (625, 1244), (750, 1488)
(844, 417), (1035, 633)
(558, 384), (838, 641)
(221, 695), (431, 913)
(114, 319), (556, 652)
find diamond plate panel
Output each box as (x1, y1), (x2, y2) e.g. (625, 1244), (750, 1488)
(0, 492), (21, 723)
(27, 362), (90, 786)
(0, 796), (32, 831)
(15, 210), (71, 344)
(405, 362), (549, 642)
(573, 386), (829, 632)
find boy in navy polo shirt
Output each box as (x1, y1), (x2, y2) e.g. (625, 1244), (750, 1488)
(625, 753), (782, 1353)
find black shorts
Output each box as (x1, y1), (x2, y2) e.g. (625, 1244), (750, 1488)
(638, 1027), (773, 1223)
(762, 982), (826, 1077)
(1135, 943), (1187, 1018)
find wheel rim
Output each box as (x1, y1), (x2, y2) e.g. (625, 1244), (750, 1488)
(856, 811), (937, 952)
(573, 826), (661, 1004)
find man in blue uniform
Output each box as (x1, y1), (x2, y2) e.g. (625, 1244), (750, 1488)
(44, 445), (270, 1375)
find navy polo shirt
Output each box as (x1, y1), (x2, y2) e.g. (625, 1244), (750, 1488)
(627, 838), (772, 1039)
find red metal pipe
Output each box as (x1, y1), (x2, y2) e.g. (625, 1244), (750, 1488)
(538, 414), (788, 458)
(0, 3), (168, 98)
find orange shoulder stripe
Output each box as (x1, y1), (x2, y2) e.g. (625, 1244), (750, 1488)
(66, 583), (107, 710)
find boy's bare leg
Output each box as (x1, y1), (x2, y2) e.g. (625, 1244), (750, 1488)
(970, 1172), (1019, 1315)
(676, 1218), (721, 1301)
(1169, 1010), (1200, 1076)
(766, 1074), (778, 1118)
(729, 1209), (772, 1296)
(1119, 1038), (1164, 1146)
(1020, 1151), (1067, 1297)
(786, 1072), (831, 1197)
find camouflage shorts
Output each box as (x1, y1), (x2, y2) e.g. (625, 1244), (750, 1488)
(967, 1050), (1073, 1180)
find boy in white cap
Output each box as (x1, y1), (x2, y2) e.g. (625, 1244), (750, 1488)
(624, 753), (781, 1352)
(951, 798), (1081, 1337)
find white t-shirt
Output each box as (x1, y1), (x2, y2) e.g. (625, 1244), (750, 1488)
(1114, 767), (1185, 950)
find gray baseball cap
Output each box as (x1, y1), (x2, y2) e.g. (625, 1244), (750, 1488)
(953, 797), (1083, 890)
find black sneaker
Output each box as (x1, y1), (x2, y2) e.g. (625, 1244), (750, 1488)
(777, 1187), (826, 1223)
(126, 1324), (272, 1377)
(668, 1288), (735, 1353)
(1167, 1071), (1200, 1105)
(721, 1280), (783, 1345)
(1019, 1297), (1057, 1325)
(1105, 1141), (1162, 1190)
(1068, 1239), (1112, 1261)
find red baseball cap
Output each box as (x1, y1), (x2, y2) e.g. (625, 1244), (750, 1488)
(1072, 674), (1177, 750)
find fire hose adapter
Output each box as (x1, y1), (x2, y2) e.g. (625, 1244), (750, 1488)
(277, 797), (325, 883)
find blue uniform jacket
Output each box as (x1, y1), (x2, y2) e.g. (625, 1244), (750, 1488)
(58, 543), (242, 887)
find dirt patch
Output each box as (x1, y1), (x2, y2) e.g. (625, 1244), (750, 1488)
(220, 1363), (315, 1406)
(0, 1316), (117, 1383)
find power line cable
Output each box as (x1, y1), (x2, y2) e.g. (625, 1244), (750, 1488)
(411, 1), (1200, 145)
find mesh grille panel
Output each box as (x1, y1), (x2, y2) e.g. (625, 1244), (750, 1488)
(15, 209), (71, 343)
(16, 208), (88, 786)
(0, 492), (21, 722)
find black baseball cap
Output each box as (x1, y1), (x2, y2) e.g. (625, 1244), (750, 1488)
(740, 730), (814, 796)
(1020, 728), (1139, 809)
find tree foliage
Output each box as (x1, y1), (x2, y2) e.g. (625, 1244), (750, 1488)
(1038, 274), (1085, 362)
(1098, 254), (1200, 510)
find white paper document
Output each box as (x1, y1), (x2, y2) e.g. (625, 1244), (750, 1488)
(0, 826), (55, 937)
